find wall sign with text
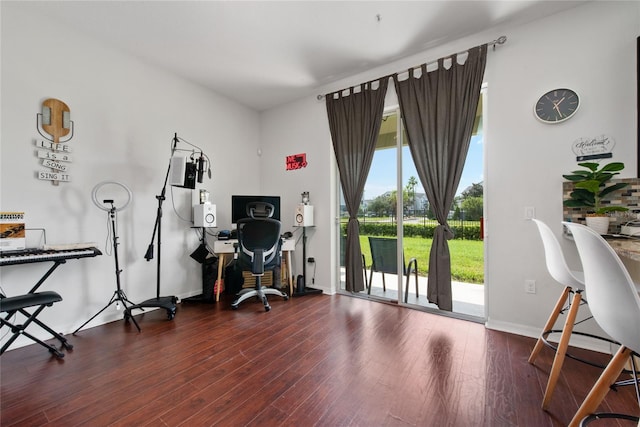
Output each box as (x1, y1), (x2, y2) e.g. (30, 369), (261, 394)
(286, 153), (308, 171)
(35, 98), (75, 185)
(572, 134), (615, 161)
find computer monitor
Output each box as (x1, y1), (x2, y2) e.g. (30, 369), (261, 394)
(231, 195), (281, 224)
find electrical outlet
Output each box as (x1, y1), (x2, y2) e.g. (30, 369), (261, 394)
(525, 279), (536, 294)
(307, 257), (315, 263)
(524, 206), (535, 220)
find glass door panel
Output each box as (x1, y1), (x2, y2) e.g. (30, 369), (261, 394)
(338, 95), (485, 319)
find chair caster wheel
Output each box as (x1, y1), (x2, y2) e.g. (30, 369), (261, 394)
(231, 304), (239, 310)
(265, 305), (271, 312)
(167, 310), (175, 320)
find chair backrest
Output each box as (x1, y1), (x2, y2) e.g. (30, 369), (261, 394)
(237, 217), (282, 270)
(532, 219), (584, 289)
(563, 222), (640, 354)
(369, 237), (405, 275)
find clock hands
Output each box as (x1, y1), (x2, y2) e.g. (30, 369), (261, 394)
(552, 96), (566, 118)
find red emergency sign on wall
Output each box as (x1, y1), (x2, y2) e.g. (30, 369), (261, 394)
(286, 153), (308, 170)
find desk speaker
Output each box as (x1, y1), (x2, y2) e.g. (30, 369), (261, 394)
(294, 204), (313, 227)
(194, 203), (216, 228)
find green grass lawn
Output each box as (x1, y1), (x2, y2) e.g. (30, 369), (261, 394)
(359, 236), (484, 284)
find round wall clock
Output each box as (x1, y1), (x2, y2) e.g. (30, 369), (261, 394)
(534, 88), (580, 123)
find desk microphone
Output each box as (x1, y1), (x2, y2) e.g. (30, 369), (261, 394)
(197, 152), (205, 183)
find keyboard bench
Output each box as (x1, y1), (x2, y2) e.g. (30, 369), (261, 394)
(0, 291), (69, 358)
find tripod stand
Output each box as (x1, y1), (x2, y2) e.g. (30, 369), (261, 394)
(74, 203), (140, 333)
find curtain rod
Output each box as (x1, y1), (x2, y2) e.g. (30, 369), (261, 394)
(316, 35), (507, 101)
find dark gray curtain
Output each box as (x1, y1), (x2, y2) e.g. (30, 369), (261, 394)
(393, 44), (487, 311)
(326, 79), (389, 292)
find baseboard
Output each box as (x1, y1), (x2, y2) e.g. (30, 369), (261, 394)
(485, 318), (613, 354)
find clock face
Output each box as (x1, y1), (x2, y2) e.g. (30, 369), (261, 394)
(534, 88), (580, 123)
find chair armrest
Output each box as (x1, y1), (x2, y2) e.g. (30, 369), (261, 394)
(406, 257), (418, 274)
(252, 249), (265, 275)
(362, 254), (369, 289)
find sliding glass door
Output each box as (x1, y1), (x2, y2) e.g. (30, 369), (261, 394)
(338, 93), (486, 319)
(339, 109), (404, 303)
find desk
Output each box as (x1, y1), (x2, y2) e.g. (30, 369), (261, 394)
(213, 239), (295, 301)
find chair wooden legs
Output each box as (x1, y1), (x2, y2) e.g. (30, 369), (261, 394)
(542, 290), (583, 410)
(568, 346), (633, 427)
(529, 286), (572, 364)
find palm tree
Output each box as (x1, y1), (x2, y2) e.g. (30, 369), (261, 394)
(406, 176), (418, 217)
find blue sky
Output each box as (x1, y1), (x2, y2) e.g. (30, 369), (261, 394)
(364, 133), (484, 200)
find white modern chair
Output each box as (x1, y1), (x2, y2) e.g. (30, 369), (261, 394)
(529, 219), (589, 409)
(563, 222), (640, 427)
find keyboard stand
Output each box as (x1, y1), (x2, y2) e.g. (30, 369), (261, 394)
(27, 259), (66, 293)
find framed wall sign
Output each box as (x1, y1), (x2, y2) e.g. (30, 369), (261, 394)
(286, 153), (308, 171)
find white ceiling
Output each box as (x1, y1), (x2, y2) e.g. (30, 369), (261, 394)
(25, 1), (587, 111)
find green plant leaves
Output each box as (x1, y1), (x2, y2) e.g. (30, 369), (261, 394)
(563, 161), (628, 214)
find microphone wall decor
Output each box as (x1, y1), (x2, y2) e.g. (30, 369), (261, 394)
(35, 98), (75, 186)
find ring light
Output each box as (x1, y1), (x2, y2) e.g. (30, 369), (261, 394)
(91, 181), (132, 212)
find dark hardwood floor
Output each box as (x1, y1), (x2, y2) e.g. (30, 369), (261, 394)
(1, 293), (639, 426)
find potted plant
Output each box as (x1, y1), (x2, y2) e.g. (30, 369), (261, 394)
(563, 161), (628, 234)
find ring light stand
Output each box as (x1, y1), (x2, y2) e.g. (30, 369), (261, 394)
(90, 181), (132, 212)
(74, 182), (141, 334)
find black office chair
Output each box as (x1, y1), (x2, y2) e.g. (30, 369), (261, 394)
(231, 202), (289, 311)
(0, 291), (71, 358)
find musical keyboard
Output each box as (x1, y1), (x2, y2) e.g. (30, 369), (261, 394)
(0, 247), (102, 266)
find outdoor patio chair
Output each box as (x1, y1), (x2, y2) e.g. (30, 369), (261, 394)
(366, 237), (418, 303)
(340, 234), (368, 289)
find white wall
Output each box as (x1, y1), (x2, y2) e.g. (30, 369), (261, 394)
(259, 1), (640, 347)
(259, 97), (336, 290)
(1, 3), (261, 344)
(484, 0), (637, 341)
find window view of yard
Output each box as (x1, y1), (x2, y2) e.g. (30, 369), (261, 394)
(342, 218), (484, 284)
(359, 234), (483, 284)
